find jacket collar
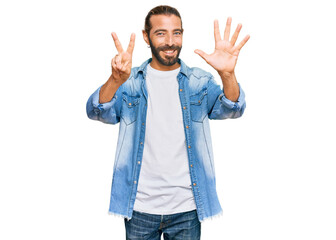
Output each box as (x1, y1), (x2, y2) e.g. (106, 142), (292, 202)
(135, 58), (189, 79)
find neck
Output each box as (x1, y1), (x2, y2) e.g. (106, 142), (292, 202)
(149, 57), (180, 71)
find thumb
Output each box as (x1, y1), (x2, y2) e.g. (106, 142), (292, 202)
(194, 49), (210, 63)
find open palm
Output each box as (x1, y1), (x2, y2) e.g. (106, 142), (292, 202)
(195, 17), (250, 74)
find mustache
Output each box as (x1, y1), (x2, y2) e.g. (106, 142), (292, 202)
(157, 45), (181, 51)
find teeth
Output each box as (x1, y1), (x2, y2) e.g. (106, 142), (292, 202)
(164, 50), (174, 53)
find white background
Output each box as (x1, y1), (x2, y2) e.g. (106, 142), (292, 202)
(1, 0), (335, 239)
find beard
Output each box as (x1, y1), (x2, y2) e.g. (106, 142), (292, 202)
(148, 37), (182, 66)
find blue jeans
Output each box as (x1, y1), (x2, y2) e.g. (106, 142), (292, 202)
(124, 209), (201, 240)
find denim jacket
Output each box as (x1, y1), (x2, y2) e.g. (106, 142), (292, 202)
(86, 58), (246, 222)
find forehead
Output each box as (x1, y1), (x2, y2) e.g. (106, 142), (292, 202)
(149, 14), (182, 32)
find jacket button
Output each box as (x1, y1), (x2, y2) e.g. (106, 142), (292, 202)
(186, 125), (189, 129)
(134, 181), (137, 184)
(140, 142), (143, 145)
(180, 89), (183, 91)
(188, 145), (191, 148)
(190, 164), (193, 167)
(183, 106), (186, 110)
(129, 103), (132, 106)
(193, 183), (196, 186)
(138, 161), (141, 164)
(142, 123), (144, 125)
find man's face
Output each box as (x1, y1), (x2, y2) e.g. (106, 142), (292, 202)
(144, 14), (183, 69)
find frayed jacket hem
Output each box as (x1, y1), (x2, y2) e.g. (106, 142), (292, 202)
(199, 210), (223, 223)
(107, 211), (131, 221)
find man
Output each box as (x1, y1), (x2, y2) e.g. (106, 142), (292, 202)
(86, 5), (249, 240)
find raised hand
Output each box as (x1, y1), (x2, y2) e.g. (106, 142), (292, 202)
(194, 17), (250, 75)
(111, 32), (136, 84)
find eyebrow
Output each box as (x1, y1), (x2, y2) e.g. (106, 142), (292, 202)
(153, 28), (183, 34)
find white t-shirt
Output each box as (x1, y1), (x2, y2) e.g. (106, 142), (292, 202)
(133, 64), (197, 215)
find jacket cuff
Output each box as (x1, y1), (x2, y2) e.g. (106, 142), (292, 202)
(218, 83), (245, 111)
(91, 86), (118, 113)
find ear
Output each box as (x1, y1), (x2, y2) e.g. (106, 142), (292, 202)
(142, 30), (149, 46)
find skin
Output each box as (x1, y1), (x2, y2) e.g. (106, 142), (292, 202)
(195, 17), (250, 101)
(99, 14), (250, 104)
(142, 15), (183, 71)
(98, 32), (135, 103)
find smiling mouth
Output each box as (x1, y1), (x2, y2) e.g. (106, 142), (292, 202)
(162, 50), (176, 56)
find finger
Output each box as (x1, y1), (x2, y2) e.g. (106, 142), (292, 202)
(116, 55), (123, 69)
(223, 17), (232, 41)
(111, 32), (124, 54)
(112, 56), (119, 67)
(112, 57), (117, 69)
(112, 57), (120, 74)
(126, 33), (136, 54)
(214, 19), (221, 43)
(234, 34), (250, 51)
(194, 49), (210, 63)
(230, 23), (242, 46)
(116, 54), (121, 65)
(121, 60), (130, 72)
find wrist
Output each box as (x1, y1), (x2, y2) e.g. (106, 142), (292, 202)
(218, 70), (235, 80)
(108, 74), (123, 87)
(218, 71), (236, 84)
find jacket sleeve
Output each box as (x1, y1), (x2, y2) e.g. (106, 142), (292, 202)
(207, 76), (246, 120)
(86, 84), (124, 124)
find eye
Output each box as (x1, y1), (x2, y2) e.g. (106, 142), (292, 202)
(157, 32), (164, 36)
(174, 32), (182, 35)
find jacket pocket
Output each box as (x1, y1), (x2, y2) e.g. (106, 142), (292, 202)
(121, 92), (140, 125)
(189, 88), (208, 123)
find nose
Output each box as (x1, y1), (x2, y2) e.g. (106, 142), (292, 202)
(166, 34), (174, 46)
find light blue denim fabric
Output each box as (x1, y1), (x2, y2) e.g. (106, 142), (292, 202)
(86, 58), (246, 222)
